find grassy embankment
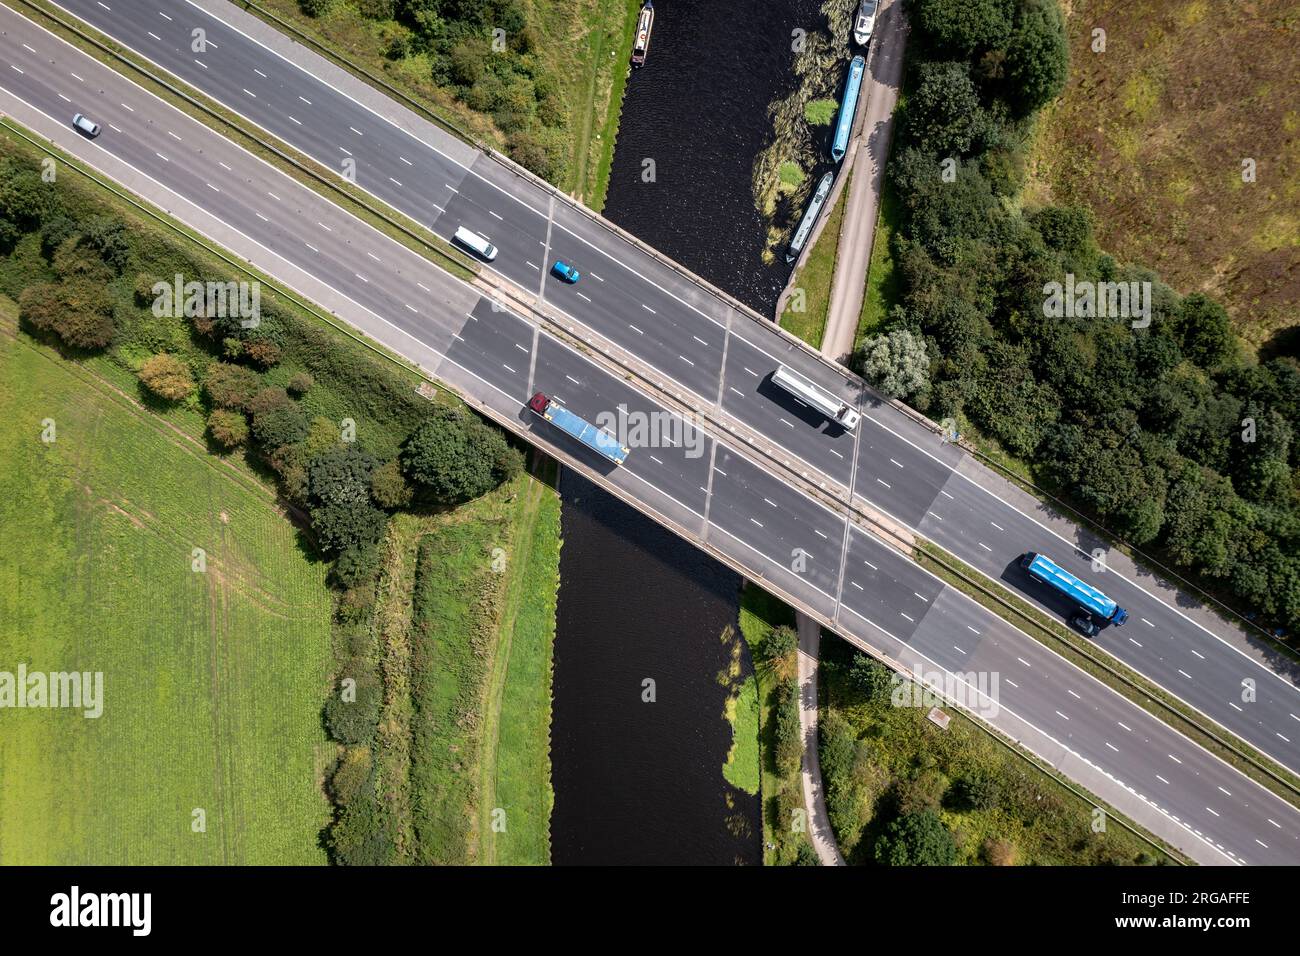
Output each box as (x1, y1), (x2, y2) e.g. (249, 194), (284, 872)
(1024, 0), (1299, 352)
(0, 121), (561, 862)
(0, 295), (333, 864)
(819, 634), (1186, 866)
(778, 171), (852, 349)
(249, 0), (638, 209)
(738, 584), (813, 865)
(366, 462), (558, 865)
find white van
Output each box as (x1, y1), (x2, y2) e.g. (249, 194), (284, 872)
(453, 226), (498, 261)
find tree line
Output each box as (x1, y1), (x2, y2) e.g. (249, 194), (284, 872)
(857, 0), (1300, 638)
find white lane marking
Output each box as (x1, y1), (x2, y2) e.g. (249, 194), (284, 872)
(194, 58), (207, 68)
(678, 355), (695, 367)
(147, 31), (162, 41)
(694, 335), (709, 346)
(991, 522), (1004, 531)
(288, 116), (302, 125)
(389, 177), (403, 187)
(206, 182), (220, 192)
(940, 490), (954, 499)
(750, 518), (763, 528)
(489, 210), (504, 220)
(851, 581), (863, 591)
(565, 375), (580, 385)
(316, 222), (332, 232)
(267, 191), (281, 201)
(120, 102), (134, 111)
(155, 151), (170, 162)
(255, 212), (269, 222)
(1016, 658), (1031, 668)
(304, 243), (318, 253)
(1067, 689), (1081, 700)
(399, 155), (412, 165)
(967, 626), (979, 634)
(876, 478), (890, 489)
(71, 72), (84, 82)
(349, 126), (363, 136)
(1055, 711), (1070, 721)
(9, 66), (24, 75)
(743, 366), (758, 376)
(642, 304), (656, 314)
(416, 282), (430, 291)
(514, 343), (528, 354)
(889, 458), (903, 468)
(367, 252), (381, 262)
(576, 292), (591, 302)
(254, 68), (267, 78)
(242, 88), (256, 98)
(953, 645), (966, 654)
(1177, 669), (1193, 680)
(589, 271), (603, 281)
(900, 613), (914, 622)
(1143, 618), (1155, 626)
(863, 561), (877, 571)
(299, 95), (312, 105)
(159, 11), (172, 20)
(829, 449), (844, 459)
(218, 161), (231, 171)
(1129, 638), (1143, 648)
(1218, 786), (1232, 796)
(978, 542), (992, 551)
(403, 303), (417, 313)
(502, 364), (518, 374)
(1205, 807), (1220, 817)
(1156, 775), (1170, 784)
(1105, 742), (1118, 752)
(96, 1), (110, 9)
(1190, 649), (1205, 660)
(928, 511), (943, 521)
(1118, 722), (1132, 732)
(1229, 702), (1243, 712)
(354, 273), (368, 283)
(57, 93), (71, 103)
(1168, 754), (1183, 764)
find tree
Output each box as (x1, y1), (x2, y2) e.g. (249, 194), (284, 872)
(207, 409), (249, 449)
(308, 444), (377, 508)
(757, 624), (798, 682)
(18, 280), (115, 350)
(904, 61), (990, 156)
(311, 500), (387, 555)
(204, 362), (262, 411)
(913, 0), (1014, 58)
(847, 654), (895, 705)
(0, 159), (58, 228)
(773, 681), (803, 779)
(874, 810), (958, 866)
(138, 353), (194, 402)
(860, 328), (931, 401)
(401, 407), (520, 503)
(322, 665), (381, 744)
(1005, 0), (1068, 115)
(1173, 292), (1235, 369)
(250, 392), (309, 449)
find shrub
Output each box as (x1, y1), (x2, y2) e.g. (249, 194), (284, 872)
(204, 362), (262, 411)
(370, 458), (414, 509)
(860, 328), (931, 401)
(286, 371), (315, 396)
(311, 500), (387, 555)
(207, 408), (249, 449)
(18, 280), (115, 350)
(874, 810), (958, 866)
(401, 406), (521, 503)
(138, 353), (194, 402)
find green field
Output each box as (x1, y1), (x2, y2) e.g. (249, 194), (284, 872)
(0, 302), (333, 864)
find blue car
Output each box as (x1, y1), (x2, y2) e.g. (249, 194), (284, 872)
(551, 260), (580, 284)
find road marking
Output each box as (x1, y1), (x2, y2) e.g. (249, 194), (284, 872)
(566, 375), (580, 385)
(120, 102), (133, 111)
(628, 324), (643, 334)
(763, 498), (777, 508)
(1177, 669), (1193, 680)
(1067, 689), (1081, 699)
(304, 243), (318, 253)
(991, 522), (1004, 531)
(255, 212), (269, 222)
(967, 626), (979, 634)
(147, 31), (162, 41)
(889, 458), (903, 468)
(57, 93), (71, 103)
(1129, 638), (1143, 648)
(851, 581), (863, 591)
(694, 336), (709, 346)
(206, 182), (220, 192)
(1005, 679), (1018, 688)
(267, 191), (281, 201)
(750, 518), (763, 528)
(242, 88), (256, 98)
(1105, 742), (1118, 752)
(589, 271), (603, 281)
(349, 126), (363, 136)
(900, 613), (914, 622)
(299, 95), (312, 105)
(940, 490), (954, 499)
(1229, 702), (1243, 712)
(743, 366), (758, 376)
(288, 116), (302, 125)
(489, 210), (504, 220)
(1168, 754), (1182, 764)
(96, 1), (110, 9)
(1016, 657), (1031, 668)
(316, 222), (332, 232)
(913, 592), (926, 601)
(1118, 722), (1132, 732)
(642, 303), (656, 313)
(1205, 807), (1220, 817)
(416, 282), (429, 291)
(814, 529), (828, 539)
(1217, 786), (1232, 796)
(863, 561), (877, 571)
(194, 58), (207, 68)
(928, 511), (943, 521)
(1156, 775), (1169, 784)
(218, 161), (232, 171)
(1142, 618), (1155, 626)
(155, 151), (170, 162)
(445, 184), (459, 193)
(399, 155), (412, 165)
(367, 252), (381, 262)
(876, 478), (890, 489)
(526, 261), (539, 270)
(678, 355), (695, 367)
(502, 364), (517, 374)
(158, 12), (172, 20)
(70, 72), (83, 82)
(1279, 732), (1292, 743)
(514, 343), (528, 353)
(650, 455), (663, 465)
(576, 292), (591, 302)
(403, 303), (417, 313)
(9, 66), (24, 76)
(829, 449), (843, 459)
(353, 273), (368, 283)
(1055, 711), (1069, 721)
(1190, 649), (1205, 660)
(978, 542), (991, 551)
(254, 68), (268, 78)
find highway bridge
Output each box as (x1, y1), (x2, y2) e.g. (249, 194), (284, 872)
(3, 0), (1300, 864)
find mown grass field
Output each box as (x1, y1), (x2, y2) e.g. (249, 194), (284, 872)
(0, 299), (333, 864)
(1025, 0), (1299, 350)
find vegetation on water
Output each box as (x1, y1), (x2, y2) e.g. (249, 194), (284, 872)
(277, 0), (637, 203)
(819, 634), (1179, 865)
(0, 129), (555, 864)
(752, 0), (857, 263)
(739, 585), (817, 865)
(719, 624), (760, 797)
(1024, 0), (1299, 352)
(865, 0), (1300, 641)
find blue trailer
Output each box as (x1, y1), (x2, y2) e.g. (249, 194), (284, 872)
(1021, 552), (1129, 626)
(830, 55), (866, 161)
(529, 392), (629, 466)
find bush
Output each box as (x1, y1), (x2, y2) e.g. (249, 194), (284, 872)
(309, 444), (378, 507)
(401, 406), (521, 503)
(370, 458), (414, 509)
(860, 328), (931, 401)
(251, 396), (310, 449)
(323, 667), (381, 745)
(773, 680), (803, 778)
(300, 0), (335, 16)
(1005, 0), (1068, 115)
(311, 500), (387, 555)
(874, 810), (958, 866)
(286, 371), (315, 396)
(207, 408), (249, 449)
(204, 362), (263, 410)
(18, 280), (115, 350)
(138, 353), (194, 402)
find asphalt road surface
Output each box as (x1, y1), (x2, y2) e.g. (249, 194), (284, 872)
(3, 2), (1300, 864)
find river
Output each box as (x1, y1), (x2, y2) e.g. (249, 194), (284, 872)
(549, 0), (840, 864)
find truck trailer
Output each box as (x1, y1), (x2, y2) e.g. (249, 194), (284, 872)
(528, 392), (630, 466)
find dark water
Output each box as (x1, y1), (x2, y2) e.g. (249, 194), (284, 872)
(550, 0), (840, 864)
(550, 472), (757, 865)
(602, 0), (836, 316)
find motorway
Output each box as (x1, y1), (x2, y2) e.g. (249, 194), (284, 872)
(39, 0), (1300, 787)
(2, 1), (1300, 864)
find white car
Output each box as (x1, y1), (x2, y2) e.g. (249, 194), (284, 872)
(72, 113), (101, 138)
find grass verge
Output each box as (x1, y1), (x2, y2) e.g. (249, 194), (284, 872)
(779, 172), (852, 348)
